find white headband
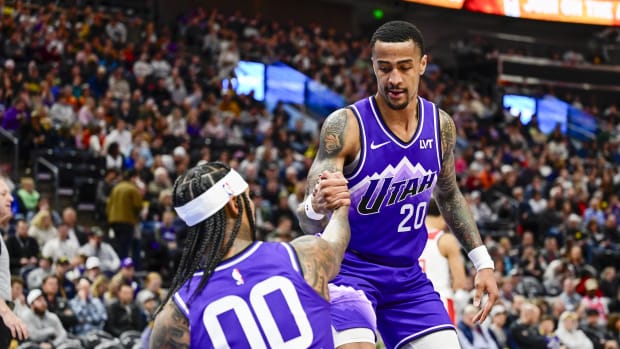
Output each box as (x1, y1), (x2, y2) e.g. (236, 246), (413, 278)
(174, 169), (249, 226)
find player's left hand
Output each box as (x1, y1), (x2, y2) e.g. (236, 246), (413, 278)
(472, 268), (498, 323)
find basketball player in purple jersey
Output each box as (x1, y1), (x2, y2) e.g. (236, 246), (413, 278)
(297, 21), (498, 349)
(150, 162), (351, 348)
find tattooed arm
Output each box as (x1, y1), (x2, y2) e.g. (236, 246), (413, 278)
(434, 109), (483, 252)
(291, 205), (350, 301)
(150, 301), (190, 349)
(296, 108), (358, 235)
(434, 109), (498, 322)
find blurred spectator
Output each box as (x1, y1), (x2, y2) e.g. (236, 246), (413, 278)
(584, 198), (606, 227)
(539, 314), (562, 346)
(581, 279), (608, 325)
(96, 168), (119, 220)
(26, 256), (53, 290)
(467, 191), (495, 224)
(69, 277), (107, 336)
(30, 197), (62, 226)
(41, 275), (78, 331)
(16, 177), (40, 217)
(11, 276), (28, 319)
(509, 302), (549, 349)
(41, 223), (80, 262)
(84, 257), (103, 282)
(61, 207), (87, 246)
(607, 314), (620, 345)
(112, 258), (141, 294)
(218, 41), (239, 83)
(581, 308), (618, 349)
(609, 289), (620, 314)
(6, 219), (39, 275)
(265, 216), (295, 242)
(49, 88), (76, 128)
(488, 304), (509, 348)
(54, 257), (76, 300)
(105, 119), (132, 157)
(92, 274), (110, 303)
(106, 170), (144, 260)
(28, 210), (57, 248)
(103, 275), (124, 306)
(1, 98), (29, 132)
(457, 304), (498, 349)
(556, 311), (594, 349)
(136, 290), (158, 324)
(21, 288), (69, 349)
(599, 267), (618, 299)
(558, 277), (583, 312)
(155, 210), (178, 255)
(78, 227), (121, 274)
(147, 167), (172, 201)
(136, 272), (164, 309)
(105, 283), (143, 337)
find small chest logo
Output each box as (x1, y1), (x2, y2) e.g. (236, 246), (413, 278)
(420, 139), (434, 149)
(232, 268), (244, 285)
(370, 140), (391, 150)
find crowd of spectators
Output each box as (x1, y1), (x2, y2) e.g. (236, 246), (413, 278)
(0, 1), (619, 348)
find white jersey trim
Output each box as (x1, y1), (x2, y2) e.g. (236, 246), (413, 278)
(347, 101), (369, 181)
(173, 292), (190, 317)
(432, 103), (442, 171)
(281, 242), (300, 273)
(369, 96), (425, 149)
(394, 324), (456, 349)
(192, 241), (264, 277)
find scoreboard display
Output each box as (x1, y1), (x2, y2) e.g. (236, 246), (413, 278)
(404, 0), (620, 26)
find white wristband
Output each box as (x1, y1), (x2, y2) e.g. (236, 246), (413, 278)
(467, 246), (495, 271)
(304, 193), (325, 220)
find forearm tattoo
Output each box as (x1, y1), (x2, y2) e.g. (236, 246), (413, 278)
(435, 110), (483, 252)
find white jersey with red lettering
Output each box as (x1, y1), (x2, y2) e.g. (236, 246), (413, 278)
(419, 229), (456, 323)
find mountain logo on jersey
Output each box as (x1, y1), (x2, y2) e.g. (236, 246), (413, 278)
(232, 268), (244, 285)
(350, 157), (437, 215)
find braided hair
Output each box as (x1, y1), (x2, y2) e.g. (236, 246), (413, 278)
(157, 162), (256, 313)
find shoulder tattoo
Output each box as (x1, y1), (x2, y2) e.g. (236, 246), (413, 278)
(439, 109), (456, 158)
(318, 109), (347, 159)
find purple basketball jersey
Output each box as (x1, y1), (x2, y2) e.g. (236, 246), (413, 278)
(331, 96), (454, 349)
(173, 241), (333, 349)
(345, 96), (442, 267)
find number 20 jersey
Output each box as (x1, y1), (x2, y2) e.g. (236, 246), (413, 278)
(345, 96), (442, 267)
(173, 241), (333, 349)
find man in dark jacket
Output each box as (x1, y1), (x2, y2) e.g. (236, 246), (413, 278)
(509, 302), (552, 349)
(580, 308), (618, 349)
(105, 283), (143, 337)
(6, 219), (39, 275)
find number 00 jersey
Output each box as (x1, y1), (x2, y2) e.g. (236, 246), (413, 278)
(173, 241), (333, 349)
(345, 96), (442, 267)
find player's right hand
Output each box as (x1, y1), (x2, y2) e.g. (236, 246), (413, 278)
(312, 171), (350, 214)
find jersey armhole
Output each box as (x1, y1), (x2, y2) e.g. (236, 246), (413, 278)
(281, 242), (303, 277)
(435, 105), (443, 170)
(173, 292), (190, 318)
(344, 105), (365, 180)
